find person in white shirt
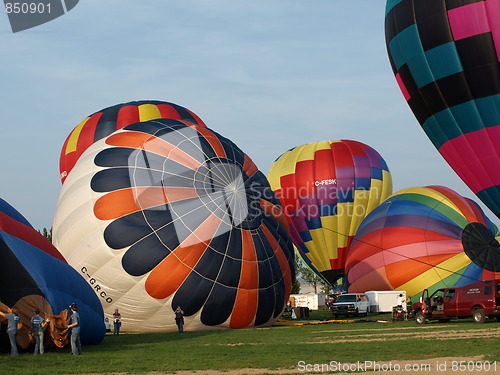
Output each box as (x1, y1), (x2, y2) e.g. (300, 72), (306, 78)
(396, 294), (405, 309)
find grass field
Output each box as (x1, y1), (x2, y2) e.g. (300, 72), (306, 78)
(1, 310), (499, 375)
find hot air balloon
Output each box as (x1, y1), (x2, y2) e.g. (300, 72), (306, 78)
(267, 140), (392, 285)
(0, 198), (105, 350)
(385, 0), (500, 218)
(59, 100), (206, 183)
(53, 118), (294, 332)
(346, 186), (500, 301)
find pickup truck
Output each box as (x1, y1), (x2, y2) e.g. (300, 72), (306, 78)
(412, 280), (500, 324)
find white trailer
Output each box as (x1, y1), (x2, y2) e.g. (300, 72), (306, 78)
(365, 290), (407, 313)
(289, 294), (327, 310)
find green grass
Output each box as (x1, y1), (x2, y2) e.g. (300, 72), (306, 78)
(1, 311), (499, 374)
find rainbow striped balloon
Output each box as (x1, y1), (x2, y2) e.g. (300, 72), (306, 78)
(346, 186), (500, 300)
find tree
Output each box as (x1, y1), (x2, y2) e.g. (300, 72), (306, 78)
(38, 227), (52, 243)
(291, 256), (301, 294)
(294, 250), (330, 294)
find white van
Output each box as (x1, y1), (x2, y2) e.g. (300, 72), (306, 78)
(330, 293), (370, 317)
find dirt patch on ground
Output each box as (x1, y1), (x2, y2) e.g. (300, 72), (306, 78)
(201, 342), (260, 347)
(307, 327), (500, 344)
(318, 325), (451, 333)
(83, 356), (497, 374)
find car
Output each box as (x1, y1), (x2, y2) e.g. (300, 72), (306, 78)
(330, 293), (369, 317)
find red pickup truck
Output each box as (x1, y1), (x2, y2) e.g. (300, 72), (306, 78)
(412, 280), (500, 324)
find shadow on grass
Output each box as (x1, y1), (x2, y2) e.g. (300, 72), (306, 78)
(84, 329), (223, 353)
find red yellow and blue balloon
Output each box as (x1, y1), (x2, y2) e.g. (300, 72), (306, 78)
(59, 100), (206, 184)
(268, 140), (392, 285)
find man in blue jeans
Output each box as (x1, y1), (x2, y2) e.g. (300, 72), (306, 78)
(0, 307), (20, 356)
(112, 309), (121, 335)
(67, 303), (82, 355)
(31, 309), (48, 355)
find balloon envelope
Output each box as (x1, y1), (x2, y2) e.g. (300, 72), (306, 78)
(385, 0), (500, 218)
(268, 140), (392, 285)
(53, 118), (294, 332)
(0, 198), (105, 348)
(59, 100), (206, 183)
(346, 186), (500, 299)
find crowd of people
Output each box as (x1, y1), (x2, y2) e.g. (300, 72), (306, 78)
(0, 303), (81, 356)
(0, 304), (186, 356)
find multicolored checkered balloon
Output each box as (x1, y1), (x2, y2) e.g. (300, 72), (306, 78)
(385, 0), (500, 218)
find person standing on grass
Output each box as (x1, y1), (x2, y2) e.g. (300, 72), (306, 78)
(67, 303), (82, 355)
(396, 293), (405, 308)
(174, 306), (184, 334)
(104, 316), (110, 333)
(112, 309), (122, 335)
(0, 308), (20, 356)
(31, 309), (48, 355)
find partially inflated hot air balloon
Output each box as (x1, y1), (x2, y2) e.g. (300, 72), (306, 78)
(0, 198), (105, 350)
(53, 118), (294, 332)
(385, 0), (500, 218)
(267, 140), (392, 285)
(346, 186), (500, 300)
(59, 100), (206, 183)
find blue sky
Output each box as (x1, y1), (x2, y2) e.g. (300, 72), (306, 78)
(1, 0), (496, 230)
